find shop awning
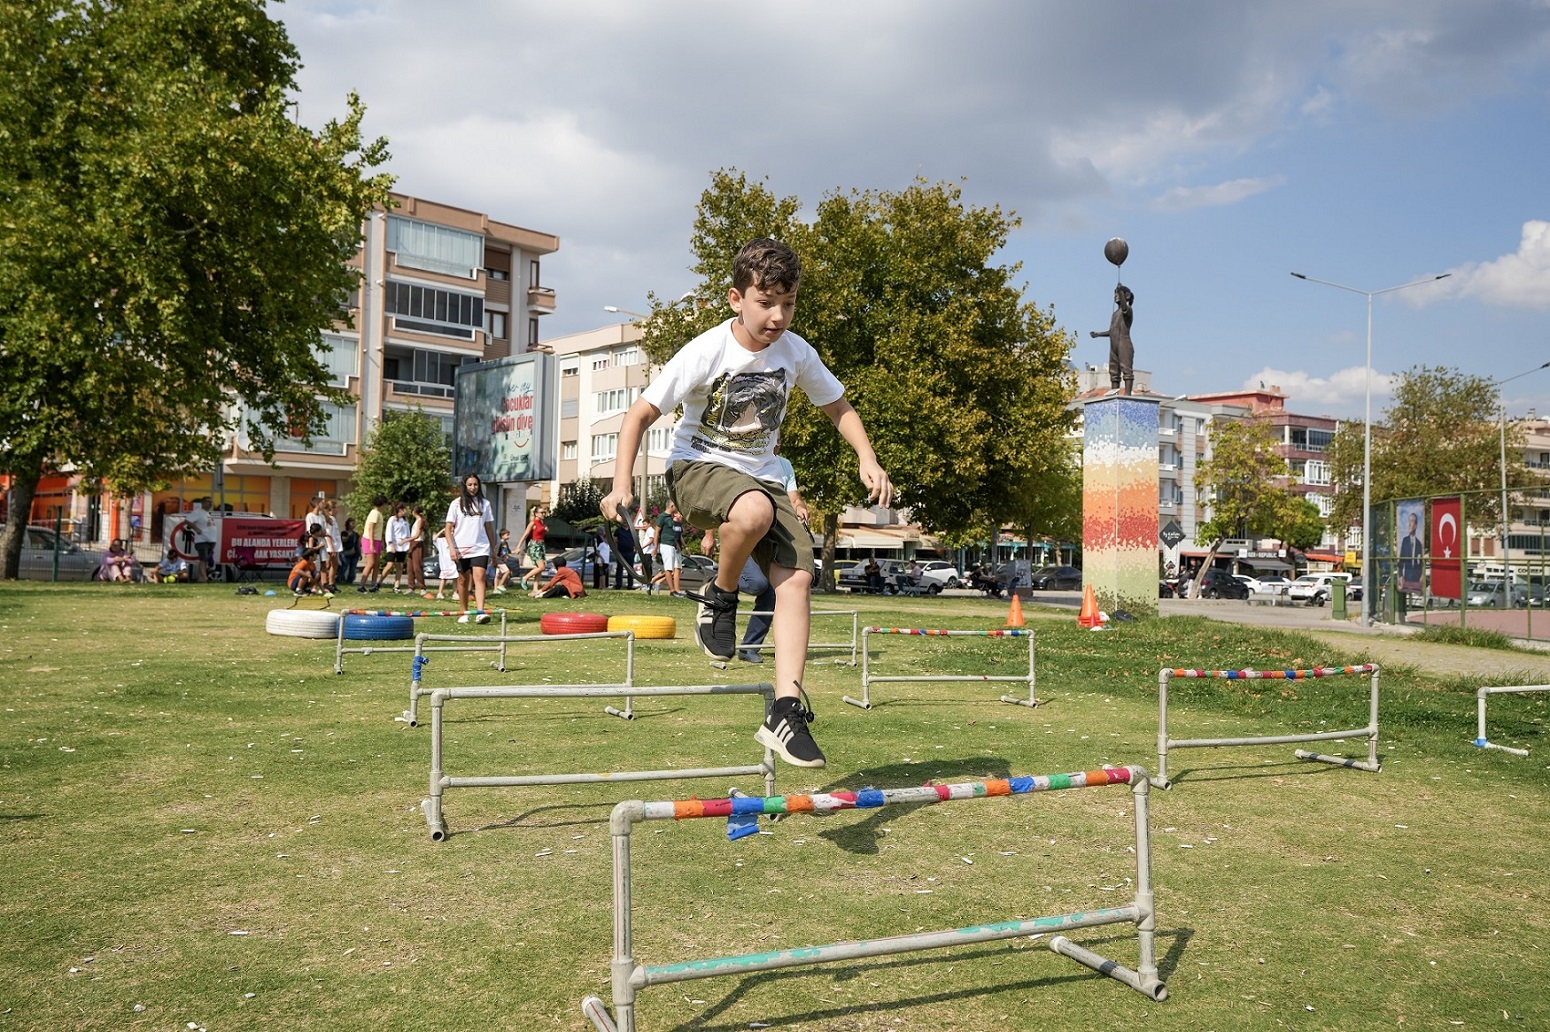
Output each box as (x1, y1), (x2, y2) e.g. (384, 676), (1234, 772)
(829, 526), (926, 551)
(1240, 558), (1294, 572)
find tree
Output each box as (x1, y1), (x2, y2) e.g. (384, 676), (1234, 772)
(1328, 365), (1532, 534)
(1191, 417), (1297, 595)
(0, 0), (392, 577)
(639, 170), (1077, 587)
(343, 410), (452, 529)
(1282, 497), (1327, 552)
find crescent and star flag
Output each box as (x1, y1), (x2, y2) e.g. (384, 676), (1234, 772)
(1430, 497), (1462, 599)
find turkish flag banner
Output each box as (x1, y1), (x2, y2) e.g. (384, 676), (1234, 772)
(1430, 496), (1462, 599)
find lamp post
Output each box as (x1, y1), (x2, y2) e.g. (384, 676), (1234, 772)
(1290, 271), (1451, 625)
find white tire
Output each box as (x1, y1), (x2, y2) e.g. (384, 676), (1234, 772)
(266, 608), (341, 639)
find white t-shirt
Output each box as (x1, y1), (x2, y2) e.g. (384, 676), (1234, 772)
(444, 498), (495, 557)
(644, 320), (844, 481)
(325, 516), (343, 554)
(434, 537), (456, 579)
(387, 515), (411, 551)
(774, 455), (798, 494)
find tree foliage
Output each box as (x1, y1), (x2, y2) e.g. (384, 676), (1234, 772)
(639, 170), (1077, 582)
(1327, 365), (1533, 532)
(342, 410), (452, 531)
(0, 0), (392, 576)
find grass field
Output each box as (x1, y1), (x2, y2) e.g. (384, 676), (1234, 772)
(2, 582), (1548, 1031)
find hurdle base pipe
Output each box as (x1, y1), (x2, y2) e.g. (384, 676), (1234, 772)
(1292, 749), (1382, 771)
(1473, 684), (1550, 756)
(1049, 933), (1167, 1002)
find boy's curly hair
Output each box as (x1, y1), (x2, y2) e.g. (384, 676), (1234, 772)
(733, 237), (802, 294)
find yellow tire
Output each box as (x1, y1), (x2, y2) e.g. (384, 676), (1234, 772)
(607, 615), (677, 639)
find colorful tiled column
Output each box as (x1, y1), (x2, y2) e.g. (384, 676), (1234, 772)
(1083, 395), (1160, 617)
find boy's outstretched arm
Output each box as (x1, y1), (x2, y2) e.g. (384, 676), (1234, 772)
(819, 397), (893, 509)
(601, 397), (663, 522)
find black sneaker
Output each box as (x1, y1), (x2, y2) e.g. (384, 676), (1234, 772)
(755, 689), (826, 768)
(686, 582), (738, 661)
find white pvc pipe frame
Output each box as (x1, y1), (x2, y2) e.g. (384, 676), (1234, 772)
(845, 627), (1039, 710)
(402, 629), (637, 727)
(580, 765), (1164, 1032)
(712, 607), (861, 667)
(422, 681), (777, 842)
(1155, 664), (1381, 788)
(1474, 684), (1550, 756)
(333, 608), (509, 675)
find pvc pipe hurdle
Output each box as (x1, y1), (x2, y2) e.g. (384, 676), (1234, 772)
(844, 627), (1038, 710)
(421, 682), (777, 841)
(1155, 665), (1381, 788)
(1473, 684), (1550, 756)
(333, 608), (509, 675)
(402, 629), (637, 726)
(580, 765), (1163, 1032)
(729, 608), (860, 666)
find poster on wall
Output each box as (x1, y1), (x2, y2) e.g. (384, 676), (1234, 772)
(453, 353), (556, 484)
(1395, 498), (1425, 592)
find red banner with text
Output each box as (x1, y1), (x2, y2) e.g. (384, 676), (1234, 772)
(221, 517), (306, 568)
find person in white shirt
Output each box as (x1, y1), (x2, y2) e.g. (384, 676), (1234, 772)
(444, 474), (496, 623)
(382, 503), (412, 593)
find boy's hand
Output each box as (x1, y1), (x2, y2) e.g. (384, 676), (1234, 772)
(860, 460), (893, 509)
(600, 489), (635, 523)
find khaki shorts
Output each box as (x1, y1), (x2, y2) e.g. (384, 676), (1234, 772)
(667, 460), (813, 575)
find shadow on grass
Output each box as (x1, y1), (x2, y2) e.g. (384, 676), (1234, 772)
(811, 757), (1014, 856)
(665, 927), (1193, 1031)
(1162, 755), (1383, 787)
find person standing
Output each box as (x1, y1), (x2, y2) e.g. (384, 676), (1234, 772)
(592, 528), (612, 591)
(321, 499), (343, 593)
(445, 474), (495, 624)
(613, 518), (637, 590)
(357, 496), (387, 592)
(339, 517), (361, 586)
(651, 501), (687, 596)
(635, 511), (658, 593)
(381, 502), (411, 593)
(406, 504), (428, 594)
(513, 503), (549, 592)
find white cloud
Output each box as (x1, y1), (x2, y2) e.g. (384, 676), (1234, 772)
(1245, 366), (1394, 419)
(1154, 175), (1285, 211)
(1423, 221), (1550, 310)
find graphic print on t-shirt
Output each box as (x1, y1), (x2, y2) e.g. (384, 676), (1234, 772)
(692, 369), (788, 456)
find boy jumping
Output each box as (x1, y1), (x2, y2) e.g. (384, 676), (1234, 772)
(602, 238), (892, 768)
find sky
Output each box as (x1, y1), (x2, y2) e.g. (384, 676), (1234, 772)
(275, 0), (1550, 422)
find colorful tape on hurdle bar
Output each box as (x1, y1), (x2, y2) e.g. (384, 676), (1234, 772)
(1155, 664), (1381, 787)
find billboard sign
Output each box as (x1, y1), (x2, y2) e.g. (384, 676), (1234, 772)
(453, 352), (556, 483)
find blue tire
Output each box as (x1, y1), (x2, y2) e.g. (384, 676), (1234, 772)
(341, 614), (416, 641)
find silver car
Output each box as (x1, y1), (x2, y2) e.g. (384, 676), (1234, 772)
(4, 525), (109, 581)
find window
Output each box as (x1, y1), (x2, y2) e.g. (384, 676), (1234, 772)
(591, 433), (618, 462)
(560, 398), (578, 419)
(646, 427), (673, 454)
(384, 347), (463, 399)
(317, 333), (359, 386)
(273, 400), (358, 456)
(485, 267), (508, 281)
(1303, 460), (1330, 486)
(594, 387), (640, 416)
(615, 347), (640, 367)
(386, 216), (482, 278)
(529, 259), (540, 287)
(562, 441), (577, 460)
(528, 318), (539, 348)
(1289, 427), (1333, 453)
(385, 281), (483, 340)
(485, 310), (507, 340)
(592, 357), (610, 371)
(561, 363), (579, 378)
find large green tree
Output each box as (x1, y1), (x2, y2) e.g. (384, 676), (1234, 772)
(1190, 417), (1301, 595)
(1327, 365), (1534, 535)
(343, 410), (452, 534)
(639, 170), (1077, 586)
(0, 0), (392, 577)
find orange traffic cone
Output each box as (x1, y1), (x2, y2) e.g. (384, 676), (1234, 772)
(1006, 592), (1025, 628)
(1077, 585), (1100, 629)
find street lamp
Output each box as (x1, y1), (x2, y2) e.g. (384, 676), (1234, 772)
(1492, 360), (1550, 591)
(1290, 270), (1451, 625)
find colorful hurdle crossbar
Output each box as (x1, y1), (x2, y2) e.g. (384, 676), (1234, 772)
(402, 629), (637, 727)
(844, 627), (1039, 710)
(1155, 665), (1381, 788)
(1473, 684), (1550, 756)
(580, 765), (1163, 1032)
(333, 608), (509, 675)
(420, 682), (776, 842)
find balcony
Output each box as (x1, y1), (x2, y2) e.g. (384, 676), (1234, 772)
(528, 286), (557, 314)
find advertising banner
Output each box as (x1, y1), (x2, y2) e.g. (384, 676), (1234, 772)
(220, 517), (306, 568)
(1430, 496), (1462, 599)
(454, 353), (555, 483)
(1396, 498), (1424, 592)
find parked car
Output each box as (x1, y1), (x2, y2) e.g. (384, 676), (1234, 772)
(1198, 568), (1250, 600)
(1159, 579), (1176, 598)
(2, 525), (108, 581)
(838, 559), (899, 593)
(917, 560), (962, 591)
(1027, 565), (1083, 590)
(677, 553), (718, 592)
(1466, 580), (1528, 608)
(1286, 572), (1352, 606)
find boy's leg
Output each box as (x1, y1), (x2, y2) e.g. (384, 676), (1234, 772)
(754, 563), (824, 767)
(688, 489), (771, 660)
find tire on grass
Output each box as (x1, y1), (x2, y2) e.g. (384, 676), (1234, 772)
(341, 613), (416, 640)
(266, 609), (341, 639)
(606, 614), (677, 639)
(540, 611), (610, 635)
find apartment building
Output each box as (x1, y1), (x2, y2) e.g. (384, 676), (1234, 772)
(32, 193), (560, 545)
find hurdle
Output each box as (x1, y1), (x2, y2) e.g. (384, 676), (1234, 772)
(1155, 664), (1380, 788)
(729, 607), (860, 666)
(421, 681), (776, 841)
(402, 629), (637, 727)
(843, 627), (1038, 710)
(333, 608), (509, 675)
(1473, 684), (1550, 756)
(579, 765), (1163, 1032)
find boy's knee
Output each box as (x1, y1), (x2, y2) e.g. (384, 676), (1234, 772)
(726, 490), (775, 530)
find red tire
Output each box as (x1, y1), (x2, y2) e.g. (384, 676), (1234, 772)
(539, 611), (610, 635)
